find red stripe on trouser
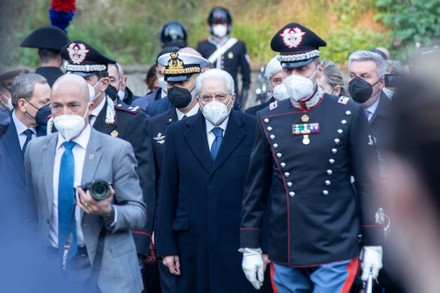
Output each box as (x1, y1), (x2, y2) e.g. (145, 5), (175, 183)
(340, 258), (359, 293)
(270, 262), (279, 293)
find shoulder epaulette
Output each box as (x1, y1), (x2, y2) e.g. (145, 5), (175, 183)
(115, 104), (141, 115)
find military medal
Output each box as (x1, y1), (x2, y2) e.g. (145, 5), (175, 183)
(111, 130), (119, 137)
(292, 122), (320, 145)
(302, 135), (310, 145)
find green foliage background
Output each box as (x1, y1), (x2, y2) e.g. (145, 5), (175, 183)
(3, 0), (439, 67)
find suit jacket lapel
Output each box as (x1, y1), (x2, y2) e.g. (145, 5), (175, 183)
(211, 111), (245, 173)
(184, 113), (212, 172)
(2, 119), (25, 180)
(81, 128), (103, 186)
(43, 134), (58, 214)
(370, 92), (391, 125)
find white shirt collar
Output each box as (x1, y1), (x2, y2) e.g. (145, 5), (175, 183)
(56, 124), (91, 151)
(91, 96), (106, 117)
(366, 96), (380, 115)
(12, 110), (35, 135)
(176, 103), (200, 120)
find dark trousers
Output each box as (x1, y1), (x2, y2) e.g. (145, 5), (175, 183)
(47, 246), (100, 292)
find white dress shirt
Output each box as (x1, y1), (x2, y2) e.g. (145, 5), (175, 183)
(366, 98), (380, 121)
(49, 125), (91, 248)
(176, 103), (199, 121)
(205, 116), (229, 151)
(89, 96), (106, 126)
(12, 110), (36, 150)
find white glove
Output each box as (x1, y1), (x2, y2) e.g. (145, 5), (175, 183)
(241, 247), (264, 290)
(361, 246), (383, 281)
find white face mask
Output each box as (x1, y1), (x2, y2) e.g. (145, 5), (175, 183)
(117, 90), (125, 100)
(284, 74), (315, 102)
(272, 84), (289, 101)
(157, 75), (168, 92)
(53, 106), (88, 141)
(212, 25), (228, 38)
(88, 83), (100, 102)
(201, 100), (231, 126)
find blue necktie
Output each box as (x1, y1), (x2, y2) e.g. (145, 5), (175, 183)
(22, 129), (33, 153)
(58, 141), (77, 260)
(210, 127), (223, 160)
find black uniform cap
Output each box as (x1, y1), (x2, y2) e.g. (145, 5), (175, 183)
(60, 40), (116, 77)
(20, 26), (69, 52)
(271, 23), (326, 68)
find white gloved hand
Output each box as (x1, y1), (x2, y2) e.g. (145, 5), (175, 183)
(361, 246), (383, 281)
(241, 247), (264, 290)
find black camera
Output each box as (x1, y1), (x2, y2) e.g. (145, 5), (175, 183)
(384, 74), (403, 88)
(81, 179), (111, 201)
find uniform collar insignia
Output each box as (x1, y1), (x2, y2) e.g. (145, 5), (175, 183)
(291, 87), (323, 111)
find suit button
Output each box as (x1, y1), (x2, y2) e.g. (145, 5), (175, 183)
(287, 182), (293, 187)
(284, 172), (290, 177)
(346, 110), (352, 116)
(327, 169), (333, 175)
(273, 143), (279, 149)
(277, 153), (282, 158)
(270, 134), (275, 140)
(325, 180), (331, 186)
(289, 191), (295, 197)
(264, 118), (270, 123)
(267, 126), (273, 131)
(341, 120), (347, 125)
(337, 129), (343, 134)
(280, 162), (286, 168)
(323, 190), (329, 196)
(329, 159), (335, 164)
(332, 148), (337, 154)
(334, 138), (340, 144)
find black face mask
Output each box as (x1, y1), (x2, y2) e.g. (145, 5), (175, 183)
(105, 84), (119, 102)
(348, 77), (373, 104)
(168, 86), (192, 109)
(33, 103), (51, 126)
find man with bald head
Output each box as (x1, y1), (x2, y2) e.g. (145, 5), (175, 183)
(25, 74), (147, 292)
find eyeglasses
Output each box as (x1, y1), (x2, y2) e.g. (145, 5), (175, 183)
(199, 93), (230, 103)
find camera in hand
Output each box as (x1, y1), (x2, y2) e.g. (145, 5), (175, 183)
(81, 179), (110, 201)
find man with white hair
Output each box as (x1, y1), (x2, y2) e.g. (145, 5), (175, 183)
(246, 55), (286, 115)
(157, 68), (258, 292)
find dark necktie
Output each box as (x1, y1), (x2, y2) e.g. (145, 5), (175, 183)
(22, 129), (34, 153)
(58, 141), (77, 260)
(210, 127), (223, 160)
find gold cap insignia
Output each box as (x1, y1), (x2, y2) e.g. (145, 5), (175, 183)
(163, 53), (201, 75)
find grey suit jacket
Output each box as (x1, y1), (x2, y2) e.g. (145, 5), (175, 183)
(25, 127), (146, 293)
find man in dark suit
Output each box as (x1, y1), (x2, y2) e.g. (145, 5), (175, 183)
(147, 47), (208, 293)
(56, 40), (156, 285)
(20, 26), (69, 87)
(0, 73), (50, 241)
(240, 23), (384, 292)
(157, 68), (258, 292)
(25, 74), (146, 292)
(348, 50), (392, 151)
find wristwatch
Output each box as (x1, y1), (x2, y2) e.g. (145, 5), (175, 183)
(101, 205), (115, 227)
